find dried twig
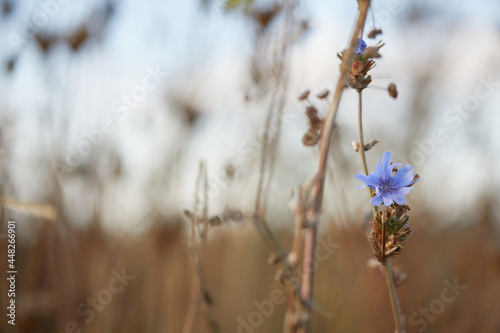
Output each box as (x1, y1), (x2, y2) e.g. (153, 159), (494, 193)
(298, 2), (371, 332)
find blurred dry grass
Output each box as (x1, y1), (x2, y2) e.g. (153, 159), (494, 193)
(1, 1), (500, 333)
(1, 202), (499, 333)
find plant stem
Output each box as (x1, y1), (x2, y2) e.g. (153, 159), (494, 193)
(356, 90), (377, 217)
(298, 1), (371, 332)
(356, 90), (404, 332)
(384, 261), (404, 333)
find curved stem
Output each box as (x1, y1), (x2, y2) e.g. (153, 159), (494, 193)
(356, 90), (403, 333)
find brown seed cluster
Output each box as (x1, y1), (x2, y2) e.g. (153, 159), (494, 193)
(297, 90), (328, 147)
(368, 204), (413, 263)
(302, 105), (324, 146)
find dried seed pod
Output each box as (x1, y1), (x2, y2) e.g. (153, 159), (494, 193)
(230, 209), (243, 221)
(368, 28), (383, 38)
(302, 130), (320, 146)
(208, 216), (223, 226)
(220, 207), (243, 222)
(67, 25), (89, 52)
(352, 139), (378, 152)
(388, 83), (398, 98)
(352, 141), (360, 152)
(316, 89), (330, 99)
(183, 209), (193, 219)
(364, 139), (378, 151)
(364, 46), (381, 59)
(35, 33), (58, 53)
(298, 89), (310, 101)
(305, 105), (323, 130)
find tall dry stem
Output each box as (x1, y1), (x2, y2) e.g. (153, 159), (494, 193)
(298, 1), (371, 332)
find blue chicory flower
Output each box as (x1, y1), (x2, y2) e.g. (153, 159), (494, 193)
(355, 38), (367, 56)
(354, 151), (420, 206)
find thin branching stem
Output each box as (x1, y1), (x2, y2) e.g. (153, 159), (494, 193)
(357, 89), (403, 332)
(182, 162), (219, 333)
(251, 1), (295, 263)
(182, 162), (204, 333)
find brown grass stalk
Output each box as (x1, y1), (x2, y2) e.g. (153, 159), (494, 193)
(298, 1), (371, 332)
(181, 161), (219, 333)
(252, 0), (295, 263)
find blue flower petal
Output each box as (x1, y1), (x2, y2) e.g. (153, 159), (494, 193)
(376, 159), (383, 178)
(381, 152), (392, 169)
(354, 172), (382, 188)
(354, 151), (419, 207)
(392, 165), (415, 187)
(393, 194), (407, 205)
(370, 194), (384, 206)
(382, 193), (394, 206)
(409, 177), (421, 185)
(391, 187), (413, 195)
(381, 152), (393, 179)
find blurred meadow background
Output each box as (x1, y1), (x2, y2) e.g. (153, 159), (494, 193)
(1, 0), (500, 332)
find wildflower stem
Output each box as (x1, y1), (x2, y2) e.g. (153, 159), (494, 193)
(357, 87), (404, 333)
(384, 261), (404, 333)
(356, 90), (377, 217)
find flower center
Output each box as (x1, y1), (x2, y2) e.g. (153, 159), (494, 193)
(379, 178), (393, 194)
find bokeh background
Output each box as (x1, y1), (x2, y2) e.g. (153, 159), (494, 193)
(1, 0), (499, 332)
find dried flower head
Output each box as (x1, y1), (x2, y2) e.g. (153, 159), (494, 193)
(364, 46), (381, 59)
(305, 106), (323, 131)
(367, 28), (383, 39)
(368, 204), (413, 262)
(316, 89), (330, 99)
(298, 89), (310, 101)
(338, 39), (386, 91)
(302, 130), (320, 146)
(301, 105), (324, 147)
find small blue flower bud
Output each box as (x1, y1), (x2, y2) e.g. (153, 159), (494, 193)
(355, 38), (367, 56)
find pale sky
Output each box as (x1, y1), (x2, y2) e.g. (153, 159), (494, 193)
(1, 0), (499, 230)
